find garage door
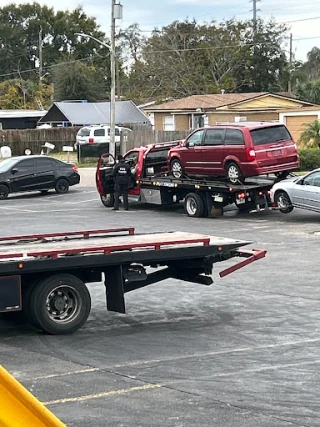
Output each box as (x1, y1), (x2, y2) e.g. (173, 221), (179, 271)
(286, 115), (318, 143)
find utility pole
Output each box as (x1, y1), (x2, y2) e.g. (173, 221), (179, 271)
(39, 27), (43, 83)
(288, 33), (293, 93)
(110, 0), (116, 158)
(251, 0), (260, 33)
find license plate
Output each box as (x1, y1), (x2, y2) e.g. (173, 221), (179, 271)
(272, 149), (282, 156)
(237, 199), (245, 204)
(214, 196), (223, 202)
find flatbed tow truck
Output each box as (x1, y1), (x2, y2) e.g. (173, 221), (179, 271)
(0, 228), (266, 334)
(96, 144), (278, 217)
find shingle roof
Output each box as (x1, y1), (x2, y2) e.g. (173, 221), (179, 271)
(39, 100), (150, 125)
(145, 93), (269, 111)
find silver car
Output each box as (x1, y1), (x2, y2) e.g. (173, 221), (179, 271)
(270, 169), (320, 213)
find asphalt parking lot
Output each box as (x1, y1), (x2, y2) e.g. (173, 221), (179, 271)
(1, 172), (320, 427)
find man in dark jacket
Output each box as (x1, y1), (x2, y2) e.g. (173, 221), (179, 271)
(111, 154), (133, 210)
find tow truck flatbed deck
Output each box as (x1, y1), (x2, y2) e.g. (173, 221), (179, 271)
(0, 228), (266, 334)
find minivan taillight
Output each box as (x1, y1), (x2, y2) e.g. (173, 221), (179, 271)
(89, 138), (94, 144)
(247, 148), (256, 161)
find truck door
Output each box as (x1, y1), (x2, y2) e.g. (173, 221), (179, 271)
(124, 150), (141, 196)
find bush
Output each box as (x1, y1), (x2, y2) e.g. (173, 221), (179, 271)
(298, 149), (320, 171)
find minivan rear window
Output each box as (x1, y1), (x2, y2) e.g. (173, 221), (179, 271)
(78, 128), (90, 137)
(250, 125), (291, 146)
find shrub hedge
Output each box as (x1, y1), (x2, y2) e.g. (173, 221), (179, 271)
(298, 149), (320, 171)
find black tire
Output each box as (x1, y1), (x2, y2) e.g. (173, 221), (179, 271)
(55, 178), (69, 194)
(171, 159), (184, 179)
(0, 184), (9, 199)
(29, 274), (91, 335)
(100, 193), (115, 207)
(275, 171), (290, 180)
(275, 191), (294, 214)
(184, 192), (205, 217)
(225, 162), (244, 184)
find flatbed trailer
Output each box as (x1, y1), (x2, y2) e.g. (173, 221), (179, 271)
(138, 175), (275, 217)
(0, 228), (266, 335)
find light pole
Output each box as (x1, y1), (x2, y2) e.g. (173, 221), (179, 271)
(75, 29), (116, 156)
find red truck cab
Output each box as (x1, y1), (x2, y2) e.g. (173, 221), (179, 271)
(96, 141), (180, 207)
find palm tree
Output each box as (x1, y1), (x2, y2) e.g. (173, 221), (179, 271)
(299, 120), (320, 148)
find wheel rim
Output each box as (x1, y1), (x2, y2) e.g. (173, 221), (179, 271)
(228, 165), (240, 182)
(57, 180), (68, 192)
(102, 194), (111, 204)
(186, 197), (197, 215)
(0, 185), (8, 199)
(277, 193), (290, 209)
(172, 161), (182, 178)
(46, 285), (80, 324)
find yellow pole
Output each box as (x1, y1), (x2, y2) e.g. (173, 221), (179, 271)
(0, 365), (66, 427)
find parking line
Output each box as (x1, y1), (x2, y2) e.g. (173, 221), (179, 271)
(33, 368), (100, 380)
(43, 383), (162, 405)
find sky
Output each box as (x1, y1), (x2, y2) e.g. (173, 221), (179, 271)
(5, 0), (320, 61)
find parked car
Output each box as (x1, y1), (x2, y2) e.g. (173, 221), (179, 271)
(0, 155), (80, 199)
(270, 169), (320, 214)
(168, 122), (300, 183)
(75, 125), (121, 147)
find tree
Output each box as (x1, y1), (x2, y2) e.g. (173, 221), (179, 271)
(299, 120), (320, 148)
(52, 60), (106, 101)
(0, 3), (106, 82)
(303, 47), (320, 80)
(0, 78), (52, 109)
(295, 79), (320, 104)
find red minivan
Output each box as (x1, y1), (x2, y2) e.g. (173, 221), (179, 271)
(168, 122), (300, 183)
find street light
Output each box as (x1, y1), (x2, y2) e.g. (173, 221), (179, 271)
(75, 31), (116, 157)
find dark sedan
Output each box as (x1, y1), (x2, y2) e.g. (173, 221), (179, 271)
(0, 155), (80, 199)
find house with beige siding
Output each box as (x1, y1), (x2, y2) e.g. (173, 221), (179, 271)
(143, 92), (317, 131)
(279, 107), (320, 144)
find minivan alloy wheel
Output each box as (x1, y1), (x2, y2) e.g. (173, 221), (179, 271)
(171, 160), (183, 179)
(226, 163), (243, 184)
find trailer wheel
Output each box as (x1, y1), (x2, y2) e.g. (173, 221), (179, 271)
(100, 193), (114, 207)
(184, 193), (205, 217)
(29, 274), (91, 335)
(275, 191), (293, 214)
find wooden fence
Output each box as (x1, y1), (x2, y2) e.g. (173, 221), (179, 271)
(0, 128), (190, 157)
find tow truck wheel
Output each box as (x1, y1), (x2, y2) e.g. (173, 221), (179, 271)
(0, 184), (9, 199)
(171, 159), (183, 179)
(275, 191), (294, 214)
(29, 274), (91, 335)
(226, 162), (244, 184)
(100, 193), (114, 207)
(184, 192), (205, 217)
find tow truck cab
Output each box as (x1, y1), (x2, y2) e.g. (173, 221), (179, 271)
(96, 141), (180, 206)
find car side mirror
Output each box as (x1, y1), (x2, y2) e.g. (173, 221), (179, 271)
(11, 168), (18, 174)
(188, 141), (195, 147)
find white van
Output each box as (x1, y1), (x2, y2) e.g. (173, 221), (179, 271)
(75, 125), (122, 147)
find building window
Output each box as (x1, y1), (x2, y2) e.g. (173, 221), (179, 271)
(163, 115), (175, 131)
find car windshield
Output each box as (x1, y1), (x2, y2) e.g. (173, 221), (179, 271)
(78, 128), (91, 137)
(0, 158), (18, 172)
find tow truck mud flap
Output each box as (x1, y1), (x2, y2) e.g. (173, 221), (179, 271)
(206, 192), (223, 217)
(0, 365), (66, 427)
(104, 266), (125, 313)
(0, 275), (21, 312)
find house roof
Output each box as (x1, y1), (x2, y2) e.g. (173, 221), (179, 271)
(38, 101), (150, 125)
(144, 92), (315, 112)
(0, 110), (47, 119)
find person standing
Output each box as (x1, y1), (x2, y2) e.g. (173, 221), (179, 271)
(111, 154), (133, 211)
